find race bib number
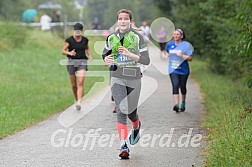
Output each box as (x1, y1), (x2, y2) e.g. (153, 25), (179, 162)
(116, 53), (136, 66)
(171, 60), (181, 69)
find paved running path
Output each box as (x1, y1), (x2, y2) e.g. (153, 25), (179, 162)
(0, 46), (206, 167)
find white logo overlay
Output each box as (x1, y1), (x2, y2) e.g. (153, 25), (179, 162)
(51, 128), (202, 150)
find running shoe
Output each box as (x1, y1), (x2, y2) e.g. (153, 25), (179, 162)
(173, 104), (179, 112)
(113, 106), (117, 113)
(119, 143), (130, 159)
(75, 101), (81, 111)
(129, 121), (141, 145)
(180, 102), (186, 112)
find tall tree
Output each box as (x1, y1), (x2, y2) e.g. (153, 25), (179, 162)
(85, 0), (109, 29)
(136, 0), (160, 24)
(167, 0), (252, 85)
(153, 0), (172, 17)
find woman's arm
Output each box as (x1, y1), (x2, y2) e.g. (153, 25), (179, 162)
(61, 42), (76, 56)
(118, 31), (150, 65)
(118, 46), (139, 61)
(176, 52), (193, 61)
(118, 46), (150, 65)
(86, 46), (93, 62)
(182, 55), (193, 61)
(102, 35), (115, 66)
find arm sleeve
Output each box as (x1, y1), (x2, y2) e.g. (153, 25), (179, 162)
(138, 33), (150, 65)
(65, 37), (70, 43)
(102, 36), (112, 60)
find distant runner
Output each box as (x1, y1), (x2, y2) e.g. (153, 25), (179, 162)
(61, 23), (93, 110)
(166, 29), (193, 112)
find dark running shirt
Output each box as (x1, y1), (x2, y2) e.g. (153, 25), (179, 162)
(65, 36), (89, 59)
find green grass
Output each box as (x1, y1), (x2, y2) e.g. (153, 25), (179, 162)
(190, 59), (252, 167)
(0, 26), (109, 139)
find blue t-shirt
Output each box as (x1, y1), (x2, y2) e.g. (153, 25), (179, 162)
(166, 41), (193, 75)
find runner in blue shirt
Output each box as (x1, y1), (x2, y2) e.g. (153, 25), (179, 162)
(166, 29), (193, 112)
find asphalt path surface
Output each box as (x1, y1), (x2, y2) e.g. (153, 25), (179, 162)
(0, 46), (206, 167)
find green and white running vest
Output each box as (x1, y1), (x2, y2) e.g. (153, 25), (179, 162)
(109, 31), (140, 67)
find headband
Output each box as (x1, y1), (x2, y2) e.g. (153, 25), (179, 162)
(176, 29), (183, 35)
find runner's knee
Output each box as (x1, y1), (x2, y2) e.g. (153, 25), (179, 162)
(128, 109), (138, 122)
(117, 111), (127, 124)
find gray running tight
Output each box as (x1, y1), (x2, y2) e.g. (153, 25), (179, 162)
(111, 77), (141, 125)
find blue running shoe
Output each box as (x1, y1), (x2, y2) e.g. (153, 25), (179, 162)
(119, 143), (130, 159)
(129, 121), (141, 145)
(180, 102), (186, 112)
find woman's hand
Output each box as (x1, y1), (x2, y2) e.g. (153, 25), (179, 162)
(118, 46), (140, 61)
(175, 50), (183, 57)
(69, 49), (76, 56)
(88, 55), (93, 62)
(118, 46), (130, 56)
(104, 55), (114, 65)
(163, 51), (169, 59)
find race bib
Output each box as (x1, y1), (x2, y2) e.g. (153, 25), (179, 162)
(171, 60), (181, 69)
(116, 53), (136, 66)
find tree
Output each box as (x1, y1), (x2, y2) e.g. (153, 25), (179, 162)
(136, 0), (160, 25)
(153, 0), (172, 17)
(85, 0), (109, 29)
(155, 0), (251, 83)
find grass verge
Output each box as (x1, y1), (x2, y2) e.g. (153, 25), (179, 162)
(190, 59), (252, 167)
(0, 26), (109, 139)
